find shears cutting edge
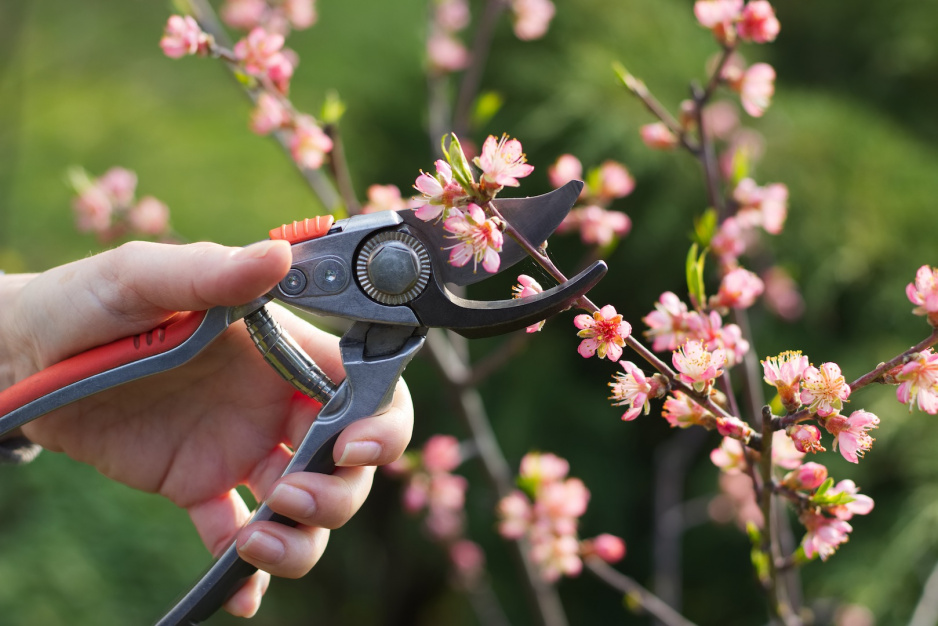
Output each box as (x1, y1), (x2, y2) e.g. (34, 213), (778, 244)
(0, 180), (606, 625)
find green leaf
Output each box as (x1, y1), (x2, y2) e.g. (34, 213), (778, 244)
(685, 243), (707, 307)
(730, 147), (750, 186)
(612, 61), (645, 95)
(64, 165), (92, 194)
(442, 133), (476, 193)
(320, 90), (347, 125)
(585, 166), (602, 199)
(515, 476), (539, 500)
(471, 91), (504, 129)
(813, 477), (833, 499)
(692, 208), (718, 248)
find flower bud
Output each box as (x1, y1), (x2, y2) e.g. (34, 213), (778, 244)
(781, 461), (828, 491)
(786, 424), (825, 454)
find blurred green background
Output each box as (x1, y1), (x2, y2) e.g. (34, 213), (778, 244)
(2, 0), (938, 624)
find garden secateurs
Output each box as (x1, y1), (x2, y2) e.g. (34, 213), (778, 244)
(0, 180), (606, 625)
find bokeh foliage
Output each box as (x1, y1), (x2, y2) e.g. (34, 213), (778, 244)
(1, 0), (937, 624)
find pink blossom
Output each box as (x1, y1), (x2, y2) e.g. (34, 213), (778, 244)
(662, 391), (712, 429)
(520, 452), (570, 485)
(643, 291), (694, 352)
(429, 472), (468, 511)
(422, 435), (462, 473)
(907, 265), (938, 324)
(449, 540), (485, 583)
(716, 416), (754, 442)
(530, 534), (582, 581)
(565, 206), (631, 247)
(733, 178), (788, 234)
(712, 472), (763, 528)
(712, 267), (764, 310)
(443, 203), (503, 273)
(594, 161), (635, 200)
(98, 167), (137, 206)
(283, 0), (317, 30)
(474, 134), (534, 189)
(773, 429), (806, 469)
(825, 410), (879, 464)
(547, 154), (583, 189)
(510, 0), (556, 41)
(710, 437), (746, 473)
(762, 350), (810, 412)
(710, 216), (749, 268)
(781, 462), (828, 491)
(703, 100), (740, 140)
(234, 27), (294, 91)
(737, 0), (780, 43)
(361, 184), (408, 214)
(896, 349), (938, 414)
(574, 305), (632, 361)
(720, 128), (766, 180)
(800, 362), (851, 417)
(762, 266), (805, 321)
(538, 478), (590, 525)
(289, 115), (333, 170)
(581, 534), (626, 563)
(640, 122), (679, 150)
(497, 491), (533, 539)
(609, 361), (664, 421)
(127, 196), (170, 235)
(787, 424), (825, 454)
(694, 0), (743, 29)
(801, 512), (852, 561)
(250, 92), (289, 135)
(673, 339), (726, 391)
(220, 0), (267, 30)
(414, 159), (469, 221)
(435, 0), (470, 32)
(685, 310), (749, 367)
(160, 15), (210, 59)
(427, 32), (469, 73)
(512, 275), (546, 332)
(73, 185), (113, 234)
(735, 62), (776, 118)
(826, 479), (874, 520)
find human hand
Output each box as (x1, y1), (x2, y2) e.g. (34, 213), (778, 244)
(0, 240), (414, 617)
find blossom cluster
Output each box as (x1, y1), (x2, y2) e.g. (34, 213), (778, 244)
(161, 14), (334, 172)
(497, 452), (624, 582)
(68, 166), (171, 242)
(548, 154), (634, 247)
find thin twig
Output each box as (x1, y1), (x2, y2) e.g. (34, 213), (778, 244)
(323, 123), (360, 214)
(585, 558), (698, 626)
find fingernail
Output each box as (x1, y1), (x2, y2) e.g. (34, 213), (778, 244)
(235, 240), (283, 261)
(241, 530), (285, 564)
(337, 441), (383, 466)
(269, 484), (317, 519)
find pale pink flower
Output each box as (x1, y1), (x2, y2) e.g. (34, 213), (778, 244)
(800, 362), (851, 417)
(361, 184), (408, 214)
(711, 472), (763, 529)
(710, 437), (747, 473)
(429, 472), (468, 511)
(694, 0), (743, 29)
(289, 115), (333, 170)
(283, 0), (317, 30)
(762, 350), (810, 412)
(643, 291), (694, 352)
(435, 0), (470, 32)
(127, 196), (170, 235)
(250, 92), (289, 135)
(737, 0), (780, 43)
(609, 361), (664, 421)
(403, 473), (430, 513)
(474, 134), (535, 190)
(449, 540), (485, 584)
(787, 424), (825, 454)
(907, 265), (938, 324)
(662, 391), (712, 429)
(762, 266), (805, 321)
(773, 429), (807, 469)
(685, 310), (748, 367)
(530, 534), (581, 582)
(520, 452), (570, 485)
(733, 178), (788, 234)
(673, 339), (726, 391)
(234, 27), (294, 91)
(826, 479), (874, 520)
(564, 206), (631, 247)
(427, 32), (469, 73)
(512, 275), (546, 332)
(220, 0), (267, 30)
(574, 305), (632, 361)
(735, 62), (776, 117)
(896, 349), (938, 414)
(581, 534), (626, 563)
(160, 15), (210, 59)
(594, 161), (635, 200)
(712, 267), (764, 310)
(497, 491), (533, 539)
(510, 0), (555, 41)
(547, 154), (583, 189)
(443, 203), (503, 273)
(73, 185), (113, 234)
(825, 410), (879, 464)
(720, 128), (766, 179)
(781, 462), (828, 491)
(422, 435), (462, 473)
(98, 167), (137, 206)
(716, 416), (754, 442)
(537, 478), (590, 524)
(710, 216), (749, 268)
(414, 159), (469, 221)
(640, 122), (679, 150)
(703, 100), (740, 140)
(800, 512), (852, 561)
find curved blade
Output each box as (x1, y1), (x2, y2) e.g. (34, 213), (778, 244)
(398, 180), (583, 286)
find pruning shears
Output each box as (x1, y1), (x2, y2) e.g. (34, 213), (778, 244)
(0, 180), (605, 625)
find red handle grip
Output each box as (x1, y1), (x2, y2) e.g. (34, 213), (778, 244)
(0, 311), (207, 417)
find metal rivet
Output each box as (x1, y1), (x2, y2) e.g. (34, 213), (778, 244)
(280, 268), (307, 296)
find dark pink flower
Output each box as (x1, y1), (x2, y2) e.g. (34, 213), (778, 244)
(737, 0), (780, 43)
(581, 534), (626, 563)
(801, 512), (852, 561)
(781, 462), (828, 491)
(787, 424), (825, 454)
(512, 275), (546, 332)
(160, 15), (210, 59)
(574, 305), (631, 361)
